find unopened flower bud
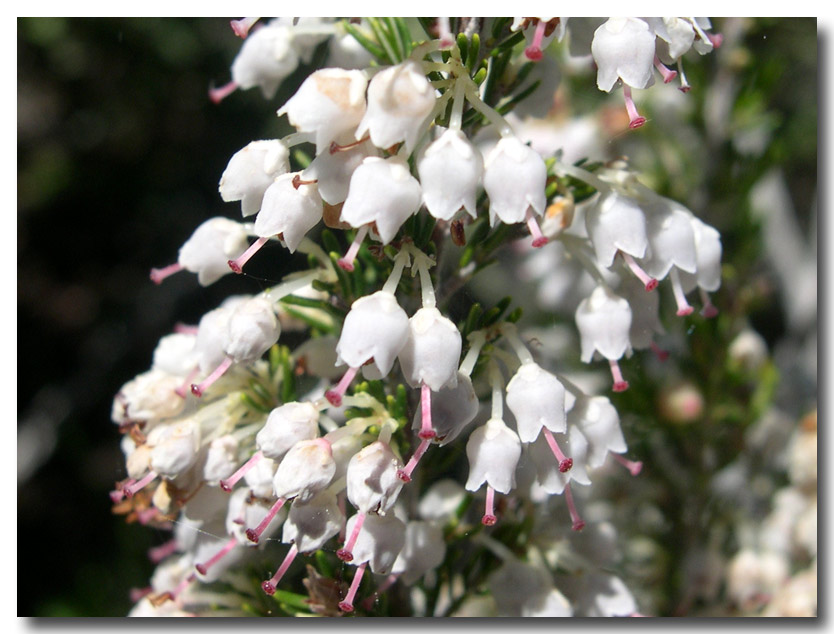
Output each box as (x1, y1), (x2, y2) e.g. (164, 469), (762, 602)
(219, 139), (290, 217)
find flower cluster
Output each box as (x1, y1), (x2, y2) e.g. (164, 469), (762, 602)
(114, 17), (724, 617)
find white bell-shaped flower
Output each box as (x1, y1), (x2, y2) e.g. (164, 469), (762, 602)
(645, 17), (697, 62)
(282, 489), (342, 552)
(272, 438), (336, 502)
(559, 572), (637, 617)
(585, 191), (649, 267)
(254, 172), (323, 253)
(489, 560), (573, 617)
(681, 216), (722, 293)
(412, 371), (479, 446)
(569, 394), (627, 470)
(417, 128), (483, 220)
(575, 285), (632, 362)
(506, 362), (567, 443)
(335, 290), (409, 377)
(203, 435), (239, 484)
(391, 520), (446, 585)
(327, 30), (374, 70)
(243, 456), (278, 499)
(345, 440), (403, 515)
(483, 136), (547, 226)
(194, 296), (250, 374)
(223, 297), (281, 364)
(345, 512), (406, 574)
(176, 217), (251, 286)
(148, 419), (201, 477)
(619, 275), (664, 351)
(111, 369), (185, 426)
(355, 59), (436, 152)
(417, 479), (467, 523)
(292, 335), (342, 380)
(398, 306), (462, 391)
(256, 401), (320, 461)
(277, 68), (368, 154)
(591, 18), (656, 91)
(230, 21), (299, 99)
(465, 417), (522, 494)
(125, 443), (151, 480)
(151, 333), (199, 378)
(219, 139), (290, 217)
(301, 137), (378, 205)
(339, 156), (422, 244)
(640, 198), (698, 281)
(529, 425), (591, 494)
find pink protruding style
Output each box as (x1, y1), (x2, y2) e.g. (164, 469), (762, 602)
(245, 498), (286, 543)
(482, 485), (497, 526)
(137, 507), (160, 525)
(220, 450), (264, 492)
(195, 536), (237, 576)
(397, 438), (431, 483)
(191, 357), (234, 397)
(230, 17), (259, 38)
(669, 271), (694, 316)
(524, 19), (547, 61)
(707, 33), (723, 48)
(209, 81), (239, 104)
(175, 367), (200, 399)
(436, 17), (454, 49)
(111, 478), (135, 503)
(337, 511), (366, 562)
(124, 471), (158, 498)
(612, 453), (643, 476)
(700, 289), (719, 318)
(337, 226), (369, 272)
(262, 544), (299, 595)
(650, 341), (669, 362)
(609, 359), (630, 393)
(654, 56), (678, 83)
(150, 263), (183, 285)
(418, 384), (437, 440)
(543, 428), (573, 473)
(329, 135), (369, 154)
(526, 207), (548, 248)
(621, 252), (658, 291)
(325, 366), (359, 407)
(339, 562), (367, 613)
(228, 237), (269, 274)
(148, 539), (179, 564)
(564, 482), (585, 531)
(623, 85), (646, 129)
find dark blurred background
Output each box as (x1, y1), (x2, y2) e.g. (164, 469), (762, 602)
(17, 18), (817, 616)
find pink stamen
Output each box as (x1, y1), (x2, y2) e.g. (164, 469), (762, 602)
(209, 80), (239, 104)
(325, 366), (359, 407)
(262, 544), (298, 595)
(175, 367), (200, 399)
(654, 55), (678, 83)
(564, 483), (585, 531)
(650, 341), (669, 362)
(230, 17), (259, 38)
(149, 263), (183, 285)
(699, 289), (718, 318)
(609, 359), (630, 393)
(130, 586), (153, 603)
(339, 562), (367, 613)
(669, 269), (694, 316)
(397, 438), (431, 482)
(173, 323), (199, 335)
(623, 85), (646, 129)
(220, 450), (263, 492)
(418, 384), (437, 440)
(124, 471), (158, 498)
(337, 226), (369, 272)
(361, 574), (398, 611)
(707, 33), (723, 48)
(526, 208), (548, 248)
(191, 357), (234, 397)
(169, 573), (196, 601)
(677, 60), (691, 93)
(245, 498), (286, 543)
(329, 135), (369, 154)
(228, 236), (269, 274)
(621, 252), (658, 291)
(148, 539), (179, 564)
(612, 453), (643, 476)
(110, 478), (135, 503)
(482, 485), (497, 526)
(524, 19), (547, 61)
(195, 537), (237, 576)
(337, 511), (366, 562)
(542, 428), (573, 472)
